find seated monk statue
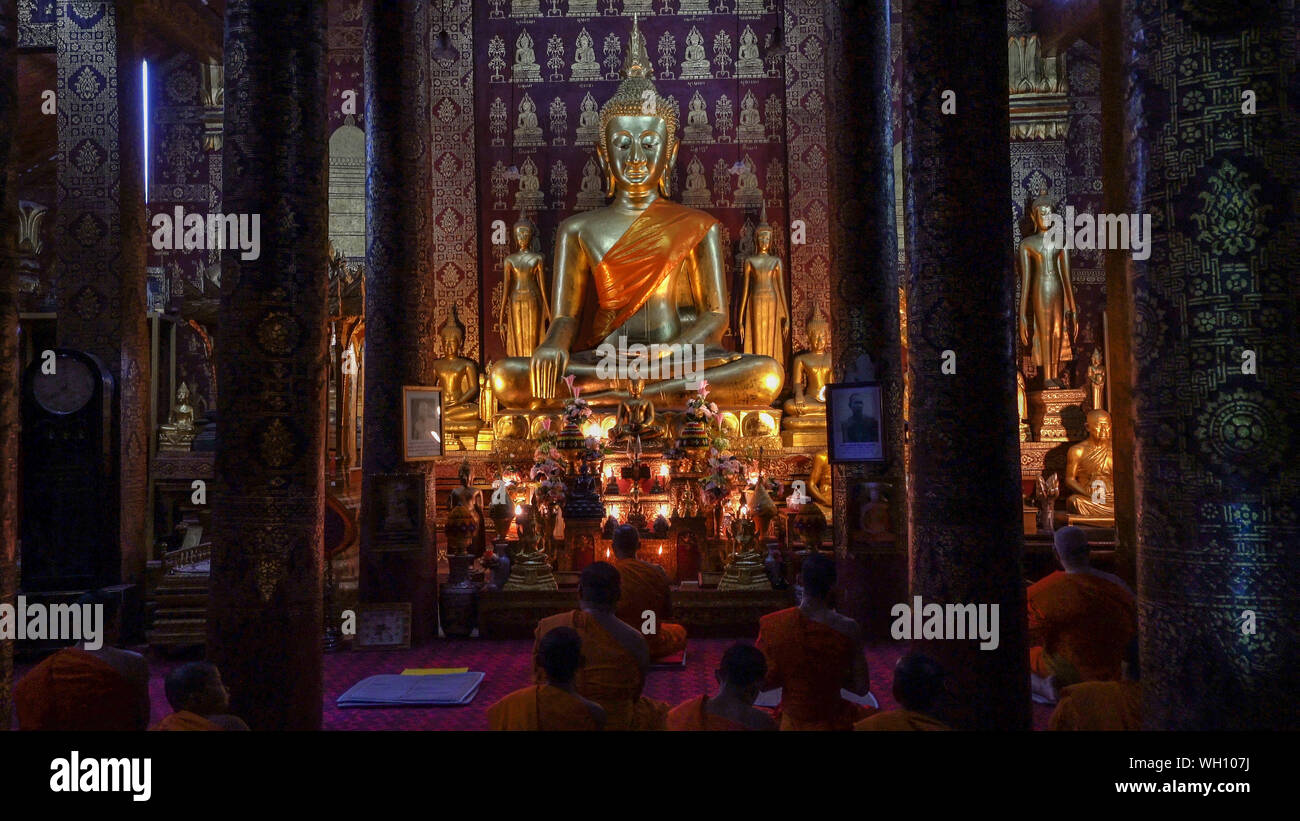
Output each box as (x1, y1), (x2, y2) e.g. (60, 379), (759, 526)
(14, 590), (150, 731)
(757, 554), (873, 730)
(1049, 637), (1141, 731)
(855, 652), (951, 731)
(1064, 409), (1115, 524)
(488, 626), (607, 731)
(151, 661), (249, 731)
(668, 642), (776, 731)
(610, 524), (687, 660)
(431, 306), (484, 444)
(532, 561), (668, 730)
(490, 16), (782, 410)
(782, 305), (831, 430)
(1028, 526), (1136, 703)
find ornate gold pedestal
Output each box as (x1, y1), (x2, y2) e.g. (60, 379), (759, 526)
(1028, 387), (1087, 442)
(1067, 514), (1115, 528)
(781, 428), (826, 448)
(503, 553), (558, 591)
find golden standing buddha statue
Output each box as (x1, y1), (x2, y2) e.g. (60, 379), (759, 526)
(737, 203), (789, 370)
(1064, 409), (1115, 525)
(1018, 195), (1078, 388)
(489, 16), (782, 409)
(782, 305), (831, 444)
(431, 307), (484, 448)
(500, 215), (550, 358)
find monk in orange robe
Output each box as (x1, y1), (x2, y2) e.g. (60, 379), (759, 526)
(151, 661), (248, 731)
(1028, 527), (1136, 702)
(15, 644), (150, 731)
(1049, 638), (1141, 731)
(533, 562), (668, 731)
(856, 652), (951, 731)
(757, 554), (874, 730)
(668, 642), (775, 731)
(610, 524), (687, 660)
(489, 626), (606, 730)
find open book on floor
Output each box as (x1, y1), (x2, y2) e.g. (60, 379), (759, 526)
(337, 672), (485, 707)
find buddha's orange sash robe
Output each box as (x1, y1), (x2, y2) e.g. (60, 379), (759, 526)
(1049, 681), (1141, 731)
(534, 610), (668, 731)
(757, 607), (873, 731)
(578, 197), (719, 349)
(151, 711), (223, 731)
(487, 685), (602, 731)
(666, 695), (748, 731)
(854, 709), (951, 731)
(1027, 570), (1136, 683)
(14, 647), (142, 731)
(613, 557), (687, 659)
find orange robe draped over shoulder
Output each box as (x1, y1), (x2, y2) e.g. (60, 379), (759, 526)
(534, 610), (668, 731)
(487, 685), (602, 731)
(1028, 570), (1136, 683)
(14, 648), (142, 731)
(757, 607), (872, 731)
(1049, 681), (1141, 731)
(151, 711), (223, 731)
(613, 557), (687, 659)
(667, 695), (747, 731)
(579, 197), (719, 349)
(854, 709), (951, 731)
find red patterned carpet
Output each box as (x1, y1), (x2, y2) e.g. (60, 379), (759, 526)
(17, 640), (1053, 730)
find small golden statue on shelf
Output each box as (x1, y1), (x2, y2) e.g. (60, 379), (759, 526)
(500, 215), (550, 359)
(431, 307), (484, 449)
(737, 203), (789, 368)
(857, 482), (894, 545)
(445, 460), (483, 556)
(612, 377), (661, 452)
(782, 305), (831, 446)
(1018, 195), (1078, 388)
(1087, 347), (1106, 411)
(159, 382), (197, 452)
(1064, 409), (1115, 526)
(807, 450), (832, 508)
(1018, 369), (1031, 442)
(503, 503), (558, 591)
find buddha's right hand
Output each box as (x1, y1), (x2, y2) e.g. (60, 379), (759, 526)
(530, 345), (568, 399)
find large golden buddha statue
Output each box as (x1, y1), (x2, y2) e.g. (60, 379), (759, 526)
(432, 307), (484, 448)
(490, 17), (782, 409)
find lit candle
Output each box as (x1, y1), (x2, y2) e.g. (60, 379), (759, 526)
(657, 545), (662, 556)
(659, 463), (669, 477)
(740, 505), (749, 517)
(658, 504), (669, 518)
(514, 504), (523, 516)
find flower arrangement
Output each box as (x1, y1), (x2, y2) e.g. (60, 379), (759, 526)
(530, 417), (567, 507)
(560, 374), (594, 427)
(700, 447), (746, 507)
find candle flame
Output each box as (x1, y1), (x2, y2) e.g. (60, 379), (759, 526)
(659, 463), (669, 476)
(514, 504), (522, 516)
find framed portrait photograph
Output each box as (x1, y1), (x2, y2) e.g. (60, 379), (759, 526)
(354, 603), (412, 650)
(402, 386), (443, 461)
(826, 382), (885, 463)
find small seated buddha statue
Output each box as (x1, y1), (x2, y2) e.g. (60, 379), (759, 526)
(431, 306), (484, 448)
(782, 305), (832, 436)
(159, 382), (198, 452)
(611, 377), (662, 452)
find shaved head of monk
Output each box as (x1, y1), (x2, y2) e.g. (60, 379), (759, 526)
(579, 561), (622, 611)
(800, 553), (837, 601)
(1053, 526), (1091, 571)
(611, 524), (640, 559)
(892, 652), (946, 712)
(165, 661), (229, 716)
(717, 643), (767, 703)
(537, 627), (584, 685)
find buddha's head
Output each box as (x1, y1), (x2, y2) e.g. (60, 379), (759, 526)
(1029, 194), (1056, 233)
(597, 16), (679, 197)
(807, 305), (829, 354)
(513, 217), (534, 251)
(1085, 409), (1111, 442)
(755, 225), (773, 254)
(1091, 347), (1103, 365)
(439, 306), (466, 358)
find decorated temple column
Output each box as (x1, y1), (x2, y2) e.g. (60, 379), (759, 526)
(823, 0), (905, 638)
(0, 0), (16, 729)
(900, 0), (1030, 730)
(208, 0), (329, 731)
(54, 0), (149, 594)
(359, 0), (439, 641)
(1124, 1), (1300, 730)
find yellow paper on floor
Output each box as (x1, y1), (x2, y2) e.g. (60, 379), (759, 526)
(401, 668), (470, 676)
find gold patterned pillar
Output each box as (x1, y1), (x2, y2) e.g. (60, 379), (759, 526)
(0, 0), (16, 730)
(359, 0), (439, 641)
(900, 0), (1030, 730)
(1125, 0), (1300, 730)
(208, 0), (329, 731)
(823, 0), (906, 639)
